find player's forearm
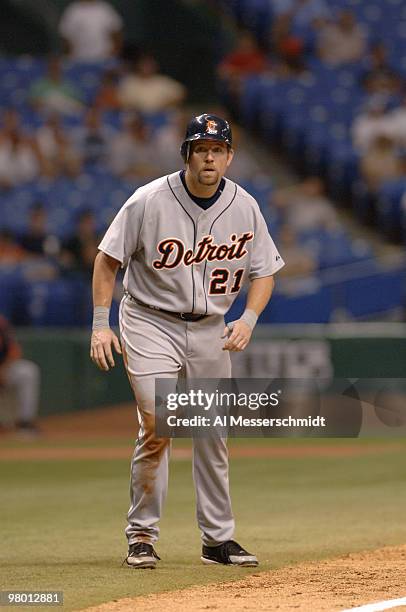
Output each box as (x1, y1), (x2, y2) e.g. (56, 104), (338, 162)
(224, 276), (275, 349)
(245, 276), (275, 317)
(92, 251), (120, 308)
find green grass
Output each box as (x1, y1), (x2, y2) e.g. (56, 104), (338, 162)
(1, 440), (405, 610)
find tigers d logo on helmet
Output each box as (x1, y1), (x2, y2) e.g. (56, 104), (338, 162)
(206, 119), (218, 135)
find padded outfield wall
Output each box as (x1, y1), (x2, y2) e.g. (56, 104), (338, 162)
(15, 324), (406, 416)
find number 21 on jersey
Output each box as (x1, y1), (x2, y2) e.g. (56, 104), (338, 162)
(209, 269), (244, 295)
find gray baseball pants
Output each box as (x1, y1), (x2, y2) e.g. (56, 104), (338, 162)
(119, 295), (234, 547)
(2, 359), (40, 422)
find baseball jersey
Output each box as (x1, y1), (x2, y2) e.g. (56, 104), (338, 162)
(99, 172), (284, 315)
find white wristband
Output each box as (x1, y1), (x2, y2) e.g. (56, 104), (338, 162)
(240, 308), (258, 331)
(92, 306), (110, 330)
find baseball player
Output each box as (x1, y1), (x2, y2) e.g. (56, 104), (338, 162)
(90, 113), (284, 569)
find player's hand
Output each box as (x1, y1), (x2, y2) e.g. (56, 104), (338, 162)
(90, 328), (122, 371)
(221, 320), (252, 352)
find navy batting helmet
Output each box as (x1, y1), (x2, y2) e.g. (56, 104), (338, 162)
(180, 113), (232, 161)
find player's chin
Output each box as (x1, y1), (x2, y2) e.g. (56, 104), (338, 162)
(199, 170), (219, 185)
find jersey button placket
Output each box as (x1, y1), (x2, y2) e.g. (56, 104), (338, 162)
(195, 217), (208, 312)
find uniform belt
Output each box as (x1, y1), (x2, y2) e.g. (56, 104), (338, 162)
(126, 294), (208, 322)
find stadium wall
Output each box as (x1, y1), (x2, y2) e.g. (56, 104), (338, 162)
(16, 324), (406, 416)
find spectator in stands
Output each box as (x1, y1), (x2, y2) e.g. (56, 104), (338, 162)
(29, 57), (84, 116)
(18, 203), (56, 258)
(94, 68), (121, 111)
(217, 30), (268, 81)
(36, 114), (81, 178)
(73, 107), (113, 166)
(0, 315), (40, 435)
(317, 10), (367, 66)
(58, 0), (123, 61)
(109, 114), (160, 180)
(276, 225), (318, 278)
(361, 42), (402, 96)
(0, 231), (25, 265)
(271, 177), (339, 232)
(13, 203), (60, 282)
(271, 15), (307, 76)
(118, 54), (186, 113)
(352, 95), (395, 153)
(60, 209), (99, 278)
(0, 112), (41, 189)
(360, 135), (401, 193)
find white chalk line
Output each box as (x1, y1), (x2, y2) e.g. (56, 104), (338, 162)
(341, 596), (406, 612)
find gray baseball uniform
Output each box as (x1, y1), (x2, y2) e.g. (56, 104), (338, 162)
(98, 171), (284, 546)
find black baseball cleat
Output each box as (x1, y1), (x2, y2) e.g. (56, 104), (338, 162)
(125, 542), (161, 569)
(201, 540), (259, 567)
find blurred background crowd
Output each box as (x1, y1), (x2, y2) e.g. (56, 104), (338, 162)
(1, 0), (406, 433)
(0, 0), (405, 332)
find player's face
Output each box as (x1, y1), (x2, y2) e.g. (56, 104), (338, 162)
(187, 140), (234, 188)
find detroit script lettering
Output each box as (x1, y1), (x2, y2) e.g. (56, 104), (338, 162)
(153, 232), (254, 270)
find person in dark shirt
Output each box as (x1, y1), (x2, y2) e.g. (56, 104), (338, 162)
(61, 209), (99, 277)
(361, 42), (402, 95)
(18, 202), (50, 256)
(74, 107), (112, 167)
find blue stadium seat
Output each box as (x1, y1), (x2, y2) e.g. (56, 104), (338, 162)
(27, 279), (85, 327)
(376, 179), (406, 238)
(0, 267), (30, 324)
(343, 269), (405, 317)
(264, 284), (333, 324)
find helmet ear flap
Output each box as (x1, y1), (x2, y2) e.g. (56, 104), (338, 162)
(181, 141), (191, 163)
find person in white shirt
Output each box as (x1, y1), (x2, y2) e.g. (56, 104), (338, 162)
(318, 10), (367, 66)
(109, 114), (160, 180)
(0, 116), (41, 188)
(58, 0), (123, 61)
(352, 96), (395, 153)
(36, 115), (81, 178)
(118, 54), (186, 113)
(271, 177), (339, 232)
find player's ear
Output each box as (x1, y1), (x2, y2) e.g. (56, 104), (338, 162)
(226, 148), (234, 167)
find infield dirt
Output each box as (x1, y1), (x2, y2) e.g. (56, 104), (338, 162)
(82, 544), (406, 612)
